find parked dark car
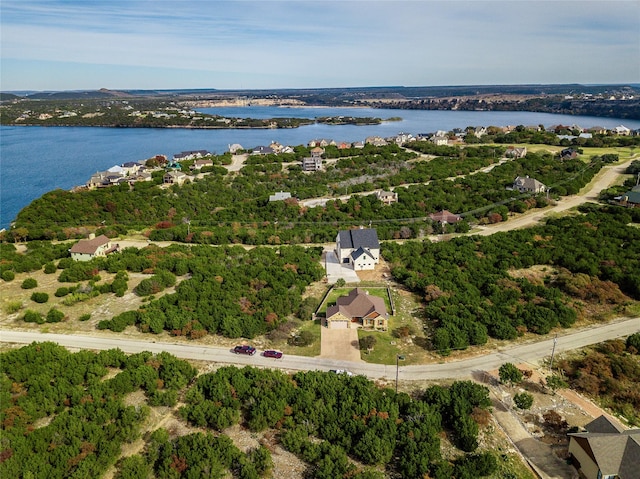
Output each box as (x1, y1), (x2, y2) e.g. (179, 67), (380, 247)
(263, 350), (283, 359)
(233, 345), (256, 355)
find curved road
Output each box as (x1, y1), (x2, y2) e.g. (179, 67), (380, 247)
(1, 317), (637, 380)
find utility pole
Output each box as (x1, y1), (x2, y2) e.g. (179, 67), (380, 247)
(549, 334), (558, 371)
(395, 355), (405, 394)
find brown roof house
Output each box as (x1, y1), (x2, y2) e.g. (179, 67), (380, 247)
(429, 210), (461, 224)
(336, 228), (380, 271)
(326, 288), (388, 330)
(69, 234), (118, 262)
(568, 415), (640, 479)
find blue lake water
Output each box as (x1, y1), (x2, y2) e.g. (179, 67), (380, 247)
(1, 107), (639, 229)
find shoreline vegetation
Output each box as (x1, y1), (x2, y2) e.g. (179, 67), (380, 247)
(2, 84), (639, 129)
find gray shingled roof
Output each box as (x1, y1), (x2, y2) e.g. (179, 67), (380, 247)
(338, 228), (379, 250)
(569, 415), (640, 478)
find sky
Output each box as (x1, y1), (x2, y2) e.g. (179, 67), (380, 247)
(1, 0), (639, 91)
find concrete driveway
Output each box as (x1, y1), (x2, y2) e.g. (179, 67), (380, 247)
(324, 250), (360, 284)
(320, 327), (363, 362)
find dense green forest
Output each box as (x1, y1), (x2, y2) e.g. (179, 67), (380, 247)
(1, 242), (324, 338)
(383, 206), (640, 353)
(1, 343), (508, 479)
(10, 143), (604, 244)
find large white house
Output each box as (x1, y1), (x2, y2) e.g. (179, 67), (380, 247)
(336, 228), (380, 270)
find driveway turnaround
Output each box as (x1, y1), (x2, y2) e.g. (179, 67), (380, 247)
(324, 250), (360, 284)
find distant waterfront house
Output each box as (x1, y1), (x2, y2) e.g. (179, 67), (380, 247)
(69, 234), (118, 261)
(512, 176), (546, 194)
(336, 228), (380, 270)
(251, 145), (275, 155)
(308, 139), (332, 148)
(505, 146), (527, 158)
(163, 170), (187, 185)
(173, 150), (209, 161)
(365, 136), (387, 147)
(190, 159), (214, 171)
(430, 134), (449, 146)
(568, 415), (640, 479)
(614, 125), (631, 136)
(268, 191), (292, 202)
(337, 141), (352, 149)
(228, 143), (244, 154)
(376, 190), (398, 205)
(326, 288), (388, 330)
(429, 210), (461, 224)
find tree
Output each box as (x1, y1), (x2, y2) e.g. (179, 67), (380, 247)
(499, 363), (523, 385)
(513, 392), (534, 410)
(626, 332), (640, 354)
(545, 375), (568, 394)
(359, 335), (377, 352)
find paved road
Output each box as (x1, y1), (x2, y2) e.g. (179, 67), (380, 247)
(2, 317), (637, 380)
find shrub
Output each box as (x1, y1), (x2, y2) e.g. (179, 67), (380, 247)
(43, 262), (57, 274)
(2, 270), (15, 282)
(79, 313), (92, 322)
(21, 278), (38, 289)
(288, 330), (314, 347)
(30, 292), (49, 303)
(5, 301), (23, 314)
(46, 308), (65, 323)
(23, 309), (44, 324)
(54, 287), (70, 297)
(499, 363), (523, 385)
(514, 392), (534, 410)
(626, 333), (640, 354)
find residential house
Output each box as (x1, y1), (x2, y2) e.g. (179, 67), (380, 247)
(561, 148), (578, 160)
(228, 143), (244, 154)
(337, 141), (352, 149)
(302, 157), (323, 172)
(163, 170), (187, 185)
(568, 415), (640, 479)
(614, 125), (631, 136)
(269, 141), (284, 154)
(365, 136), (387, 147)
(268, 191), (292, 202)
(392, 132), (414, 145)
(474, 126), (487, 138)
(587, 126), (607, 135)
(376, 190), (398, 205)
(87, 172), (108, 189)
(251, 145), (274, 155)
(326, 288), (388, 330)
(69, 234), (118, 261)
(336, 228), (380, 270)
(429, 210), (461, 224)
(614, 187), (640, 208)
(190, 159), (214, 171)
(308, 139), (332, 148)
(121, 162), (141, 176)
(512, 176), (546, 194)
(430, 134), (449, 146)
(173, 150), (209, 161)
(505, 147), (527, 158)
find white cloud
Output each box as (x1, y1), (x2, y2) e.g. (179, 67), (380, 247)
(1, 0), (638, 90)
